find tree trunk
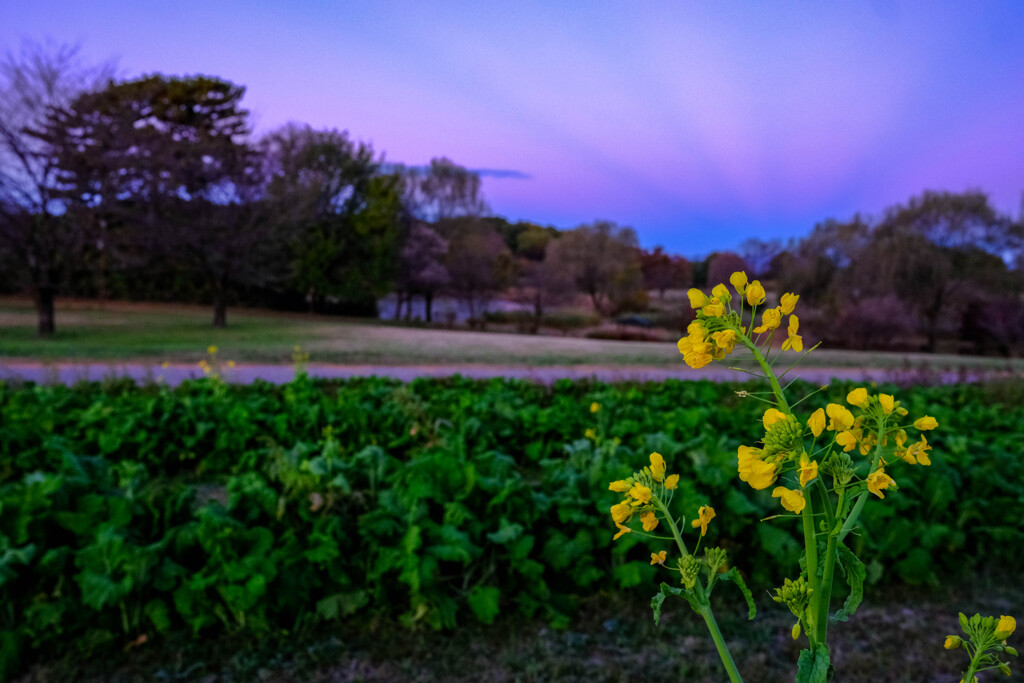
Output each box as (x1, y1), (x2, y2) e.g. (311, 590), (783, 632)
(531, 292), (542, 334)
(425, 291), (434, 323)
(394, 292), (405, 320)
(212, 283), (228, 328)
(36, 285), (56, 337)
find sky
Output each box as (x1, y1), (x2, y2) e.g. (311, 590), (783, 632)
(3, 1), (1024, 256)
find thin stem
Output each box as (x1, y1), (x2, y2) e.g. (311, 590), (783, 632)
(700, 606), (745, 683)
(800, 500), (820, 645)
(654, 495), (742, 682)
(654, 497), (689, 558)
(814, 532), (838, 645)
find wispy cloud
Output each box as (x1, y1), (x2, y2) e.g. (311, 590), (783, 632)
(473, 168), (531, 180)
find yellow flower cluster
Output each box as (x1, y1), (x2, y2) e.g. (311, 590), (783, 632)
(736, 386), (939, 511)
(608, 452), (703, 542)
(678, 271), (802, 369)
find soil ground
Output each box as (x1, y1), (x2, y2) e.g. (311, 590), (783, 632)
(17, 572), (1019, 682)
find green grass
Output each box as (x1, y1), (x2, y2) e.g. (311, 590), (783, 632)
(3, 297), (1024, 371)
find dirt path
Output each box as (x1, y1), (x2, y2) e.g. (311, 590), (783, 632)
(0, 359), (1006, 386)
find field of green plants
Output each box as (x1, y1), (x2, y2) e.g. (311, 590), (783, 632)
(1, 373), (1022, 680)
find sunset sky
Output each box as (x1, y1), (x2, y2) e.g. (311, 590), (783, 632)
(4, 1), (1024, 255)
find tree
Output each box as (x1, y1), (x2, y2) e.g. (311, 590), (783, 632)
(262, 124), (401, 315)
(0, 40), (115, 335)
(640, 246), (691, 298)
(706, 252), (751, 291)
(553, 220), (641, 314)
(406, 157), (488, 221)
(395, 221), (449, 322)
(42, 73), (267, 327)
(438, 218), (512, 324)
(513, 251), (575, 333)
(738, 237), (784, 278)
(846, 191), (1015, 351)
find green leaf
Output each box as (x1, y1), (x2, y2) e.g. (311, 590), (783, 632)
(651, 583), (678, 626)
(486, 518), (524, 544)
(316, 591), (369, 620)
(76, 569), (124, 610)
(796, 644), (831, 683)
(830, 542), (865, 623)
(144, 599), (172, 633)
(467, 586), (501, 624)
(613, 561), (653, 588)
(718, 567), (756, 620)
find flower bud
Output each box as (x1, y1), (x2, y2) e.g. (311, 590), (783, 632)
(944, 635), (962, 650)
(679, 554), (701, 590)
(998, 662), (1011, 676)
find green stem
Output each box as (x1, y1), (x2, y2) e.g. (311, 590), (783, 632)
(654, 497), (689, 558)
(814, 532), (838, 644)
(654, 497), (742, 683)
(700, 605), (745, 683)
(740, 335), (790, 412)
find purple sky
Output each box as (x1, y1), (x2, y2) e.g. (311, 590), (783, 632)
(4, 1), (1024, 255)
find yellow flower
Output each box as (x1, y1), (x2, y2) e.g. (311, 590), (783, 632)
(608, 480), (631, 493)
(641, 510), (659, 532)
(846, 387), (869, 408)
(207, 345), (218, 354)
(687, 288), (709, 309)
(746, 280), (766, 305)
(905, 436), (932, 466)
(650, 550), (667, 566)
(730, 271), (748, 294)
(665, 474), (679, 490)
(914, 416), (938, 431)
(879, 394), (894, 415)
(712, 283), (731, 301)
(780, 293), (799, 315)
(702, 298), (726, 317)
(628, 483), (652, 505)
(745, 459), (778, 490)
(825, 403), (854, 432)
(781, 315), (803, 352)
(807, 408), (826, 437)
(763, 408), (787, 429)
(610, 503), (632, 524)
(944, 635), (962, 650)
(772, 486), (806, 513)
(996, 615), (1016, 638)
(835, 430), (858, 452)
(711, 329), (737, 352)
(799, 453), (818, 488)
(585, 428), (597, 440)
(227, 360), (236, 368)
(866, 468), (895, 498)
(691, 505), (716, 536)
(613, 522), (632, 541)
(753, 307), (782, 333)
(161, 361), (170, 369)
(590, 402), (601, 413)
(649, 452), (666, 482)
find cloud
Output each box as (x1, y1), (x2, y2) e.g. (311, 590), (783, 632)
(472, 168), (531, 180)
(383, 163), (531, 180)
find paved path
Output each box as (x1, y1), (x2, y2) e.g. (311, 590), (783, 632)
(0, 359), (1003, 386)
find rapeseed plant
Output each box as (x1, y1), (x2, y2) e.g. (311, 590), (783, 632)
(605, 271), (1015, 682)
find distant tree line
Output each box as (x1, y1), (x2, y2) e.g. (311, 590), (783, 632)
(697, 192), (1024, 355)
(0, 42), (665, 335)
(2, 42), (1022, 355)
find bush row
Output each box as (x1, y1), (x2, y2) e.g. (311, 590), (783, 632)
(0, 375), (1022, 676)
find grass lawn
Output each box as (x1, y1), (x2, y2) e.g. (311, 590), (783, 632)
(3, 297), (1024, 372)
